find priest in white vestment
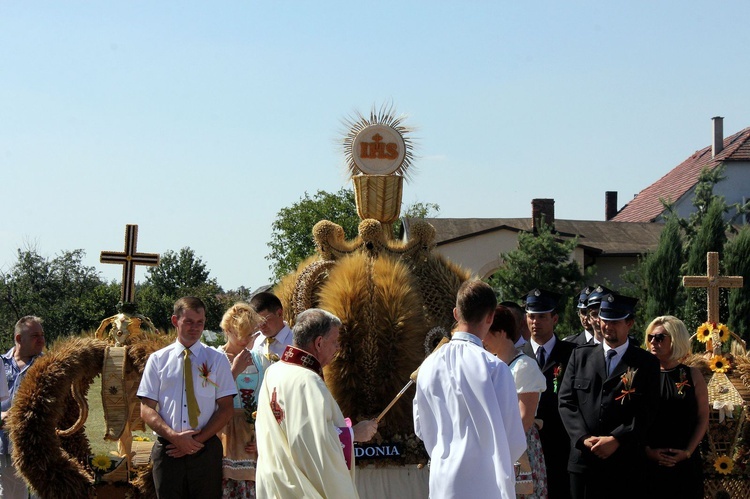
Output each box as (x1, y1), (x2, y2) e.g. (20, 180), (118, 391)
(255, 308), (378, 498)
(414, 280), (527, 499)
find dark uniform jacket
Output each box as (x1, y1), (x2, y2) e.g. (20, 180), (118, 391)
(558, 342), (660, 494)
(522, 337), (576, 499)
(564, 331), (592, 346)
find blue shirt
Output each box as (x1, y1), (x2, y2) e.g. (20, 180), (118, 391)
(1, 347), (43, 455)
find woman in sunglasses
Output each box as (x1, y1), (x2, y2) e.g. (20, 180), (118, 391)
(643, 316), (708, 499)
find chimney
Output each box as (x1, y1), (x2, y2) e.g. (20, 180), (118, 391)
(605, 191), (618, 220)
(712, 116), (724, 158)
(531, 198), (555, 232)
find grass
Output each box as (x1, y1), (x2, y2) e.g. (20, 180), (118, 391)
(85, 375), (153, 456)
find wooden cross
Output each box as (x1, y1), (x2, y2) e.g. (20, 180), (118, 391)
(101, 224), (160, 303)
(682, 251), (743, 324)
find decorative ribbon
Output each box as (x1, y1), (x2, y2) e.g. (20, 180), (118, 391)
(615, 388), (636, 404)
(713, 401), (735, 423)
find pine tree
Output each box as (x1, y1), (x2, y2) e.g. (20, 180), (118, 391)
(644, 217), (684, 319)
(724, 226), (750, 341)
(682, 199), (728, 330)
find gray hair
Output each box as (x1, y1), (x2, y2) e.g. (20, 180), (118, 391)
(293, 309), (342, 350)
(14, 315), (43, 337)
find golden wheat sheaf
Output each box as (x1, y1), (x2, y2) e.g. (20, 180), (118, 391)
(317, 252), (427, 434)
(10, 334), (169, 498)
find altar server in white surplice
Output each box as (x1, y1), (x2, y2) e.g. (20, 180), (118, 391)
(255, 308), (378, 499)
(414, 280), (526, 499)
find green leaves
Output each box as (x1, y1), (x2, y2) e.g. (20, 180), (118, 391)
(488, 221), (586, 337)
(265, 188), (360, 281)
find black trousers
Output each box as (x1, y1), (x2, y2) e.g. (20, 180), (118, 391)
(151, 435), (222, 499)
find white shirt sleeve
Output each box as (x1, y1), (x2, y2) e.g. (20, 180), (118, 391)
(510, 355), (547, 394)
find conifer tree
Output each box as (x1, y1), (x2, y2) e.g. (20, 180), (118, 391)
(724, 226), (750, 341)
(682, 199), (728, 330)
(644, 217), (684, 319)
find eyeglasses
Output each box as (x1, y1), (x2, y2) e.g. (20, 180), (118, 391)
(647, 333), (668, 343)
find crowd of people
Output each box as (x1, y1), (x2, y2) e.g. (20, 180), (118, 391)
(0, 282), (710, 499)
(416, 281), (708, 499)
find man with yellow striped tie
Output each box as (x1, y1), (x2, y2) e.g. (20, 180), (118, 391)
(138, 296), (238, 498)
(250, 292), (293, 364)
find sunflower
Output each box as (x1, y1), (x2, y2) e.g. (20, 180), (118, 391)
(711, 355), (730, 373)
(717, 323), (730, 342)
(714, 455), (734, 475)
(91, 453), (112, 472)
(696, 323), (712, 343)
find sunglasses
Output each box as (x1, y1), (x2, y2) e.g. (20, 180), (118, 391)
(647, 333), (669, 343)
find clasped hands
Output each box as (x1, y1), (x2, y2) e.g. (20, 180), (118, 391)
(645, 446), (689, 467)
(583, 435), (620, 459)
(165, 430), (204, 458)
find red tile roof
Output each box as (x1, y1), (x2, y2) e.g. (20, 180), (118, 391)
(612, 126), (750, 222)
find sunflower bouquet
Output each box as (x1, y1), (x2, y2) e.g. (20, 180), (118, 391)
(88, 453), (125, 484)
(696, 322), (732, 350)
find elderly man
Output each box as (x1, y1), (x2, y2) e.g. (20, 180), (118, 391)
(414, 280), (526, 499)
(138, 297), (237, 498)
(255, 308), (378, 498)
(1, 316), (44, 499)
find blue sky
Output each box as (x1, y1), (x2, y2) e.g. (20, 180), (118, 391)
(2, 1), (750, 291)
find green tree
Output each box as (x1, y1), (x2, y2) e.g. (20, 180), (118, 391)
(402, 202), (440, 219)
(267, 189), (441, 282)
(138, 248), (225, 332)
(643, 217), (684, 319)
(682, 199), (728, 330)
(724, 226), (750, 341)
(0, 247), (115, 350)
(488, 222), (586, 337)
(266, 189), (361, 281)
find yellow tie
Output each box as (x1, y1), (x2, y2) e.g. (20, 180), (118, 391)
(184, 349), (200, 428)
(265, 336), (277, 361)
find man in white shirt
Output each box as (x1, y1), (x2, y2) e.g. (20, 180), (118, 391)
(413, 280), (526, 499)
(1, 316), (43, 499)
(250, 292), (293, 363)
(138, 296), (237, 498)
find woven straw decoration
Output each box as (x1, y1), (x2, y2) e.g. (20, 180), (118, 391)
(352, 175), (403, 224)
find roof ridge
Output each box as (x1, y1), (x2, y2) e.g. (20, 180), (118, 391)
(611, 124), (750, 222)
